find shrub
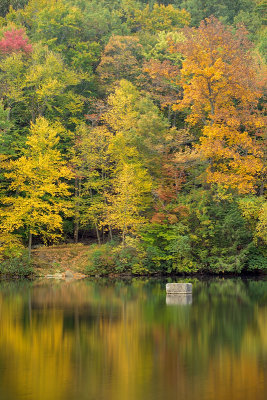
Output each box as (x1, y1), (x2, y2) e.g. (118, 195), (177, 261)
(0, 252), (34, 279)
(246, 244), (267, 272)
(85, 238), (151, 276)
(139, 223), (199, 274)
(85, 243), (117, 276)
(0, 232), (25, 260)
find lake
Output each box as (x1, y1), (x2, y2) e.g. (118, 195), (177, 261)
(0, 277), (266, 400)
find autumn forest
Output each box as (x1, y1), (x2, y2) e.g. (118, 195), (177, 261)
(0, 0), (266, 276)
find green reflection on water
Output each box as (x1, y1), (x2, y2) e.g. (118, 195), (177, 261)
(0, 278), (266, 400)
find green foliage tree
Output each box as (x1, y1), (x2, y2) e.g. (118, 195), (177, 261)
(0, 100), (12, 155)
(15, 0), (101, 71)
(0, 40), (86, 155)
(178, 0), (255, 26)
(139, 190), (261, 273)
(0, 0), (29, 17)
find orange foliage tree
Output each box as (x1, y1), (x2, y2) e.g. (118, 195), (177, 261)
(143, 59), (180, 123)
(97, 35), (143, 90)
(171, 17), (266, 195)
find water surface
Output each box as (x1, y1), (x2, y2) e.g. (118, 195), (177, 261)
(0, 277), (266, 400)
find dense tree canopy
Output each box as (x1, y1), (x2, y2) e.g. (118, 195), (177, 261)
(0, 0), (266, 273)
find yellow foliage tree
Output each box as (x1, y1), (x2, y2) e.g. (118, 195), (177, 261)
(105, 162), (152, 245)
(74, 124), (113, 243)
(199, 124), (264, 194)
(0, 231), (24, 261)
(0, 117), (73, 255)
(104, 79), (170, 175)
(133, 3), (190, 33)
(100, 80), (173, 242)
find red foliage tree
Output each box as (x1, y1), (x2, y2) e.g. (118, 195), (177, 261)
(0, 29), (32, 55)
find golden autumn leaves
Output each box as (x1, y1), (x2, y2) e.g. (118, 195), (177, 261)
(0, 13), (265, 255)
(0, 117), (73, 254)
(75, 80), (158, 246)
(171, 17), (266, 196)
(0, 82), (155, 254)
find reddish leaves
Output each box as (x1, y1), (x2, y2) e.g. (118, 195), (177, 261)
(0, 29), (32, 55)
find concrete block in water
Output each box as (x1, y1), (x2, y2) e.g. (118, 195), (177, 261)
(166, 294), (192, 305)
(166, 283), (192, 294)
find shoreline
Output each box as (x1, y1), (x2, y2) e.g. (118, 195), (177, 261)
(1, 242), (266, 280)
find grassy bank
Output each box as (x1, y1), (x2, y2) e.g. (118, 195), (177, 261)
(1, 240), (262, 279)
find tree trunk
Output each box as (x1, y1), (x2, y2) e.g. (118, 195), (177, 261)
(122, 225), (126, 247)
(74, 176), (81, 243)
(95, 223), (101, 245)
(28, 232), (32, 260)
(173, 111), (177, 127)
(104, 195), (113, 241)
(109, 226), (113, 241)
(259, 179), (264, 196)
(168, 104), (171, 124)
(149, 0), (155, 11)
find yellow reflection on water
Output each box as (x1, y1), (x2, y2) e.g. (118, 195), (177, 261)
(0, 279), (266, 400)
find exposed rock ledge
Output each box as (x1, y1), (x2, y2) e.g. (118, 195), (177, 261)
(44, 270), (87, 280)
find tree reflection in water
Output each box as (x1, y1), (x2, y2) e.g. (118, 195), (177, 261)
(0, 278), (266, 400)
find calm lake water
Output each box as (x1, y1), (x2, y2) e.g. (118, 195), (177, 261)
(0, 277), (267, 400)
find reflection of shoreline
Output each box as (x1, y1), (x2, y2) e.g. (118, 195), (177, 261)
(1, 279), (267, 400)
(166, 294), (193, 305)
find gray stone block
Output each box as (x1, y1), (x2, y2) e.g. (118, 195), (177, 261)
(166, 283), (192, 294)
